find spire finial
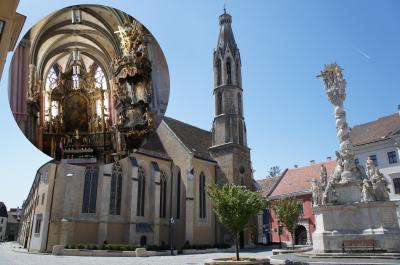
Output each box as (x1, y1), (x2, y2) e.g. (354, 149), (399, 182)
(223, 4), (226, 14)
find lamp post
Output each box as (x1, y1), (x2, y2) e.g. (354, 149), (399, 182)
(169, 217), (174, 255)
(278, 221), (283, 249)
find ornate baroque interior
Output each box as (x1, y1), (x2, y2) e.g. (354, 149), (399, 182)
(9, 5), (169, 165)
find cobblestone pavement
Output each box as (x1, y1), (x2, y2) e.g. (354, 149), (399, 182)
(0, 242), (274, 265)
(271, 253), (400, 265)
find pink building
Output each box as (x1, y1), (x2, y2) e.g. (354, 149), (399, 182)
(266, 160), (335, 246)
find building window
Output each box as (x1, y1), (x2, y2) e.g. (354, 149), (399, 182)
(393, 178), (400, 194)
(216, 59), (222, 86)
(237, 93), (242, 116)
(369, 155), (378, 167)
(109, 162), (123, 215)
(159, 171), (167, 218)
(226, 58), (232, 84)
(235, 60), (240, 85)
(94, 66), (107, 89)
(388, 151), (398, 164)
(82, 167), (99, 213)
(298, 200), (304, 215)
(71, 7), (81, 24)
(238, 121), (244, 145)
(41, 193), (45, 205)
(176, 170), (181, 219)
(34, 214), (43, 234)
(0, 219), (3, 224)
(216, 92), (222, 115)
(355, 158), (359, 166)
(199, 172), (206, 219)
(137, 166), (146, 217)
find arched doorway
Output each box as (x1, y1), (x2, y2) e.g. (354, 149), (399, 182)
(140, 235), (147, 246)
(294, 225), (307, 245)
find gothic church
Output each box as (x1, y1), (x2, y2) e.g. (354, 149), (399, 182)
(17, 9), (256, 252)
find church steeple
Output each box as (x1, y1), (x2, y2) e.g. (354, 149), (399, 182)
(211, 10), (245, 147)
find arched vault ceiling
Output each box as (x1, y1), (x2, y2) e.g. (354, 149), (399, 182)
(30, 5), (128, 73)
(39, 42), (111, 80)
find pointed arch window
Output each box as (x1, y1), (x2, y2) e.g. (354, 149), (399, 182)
(176, 170), (181, 219)
(237, 93), (242, 116)
(216, 59), (222, 85)
(137, 166), (146, 217)
(159, 171), (167, 218)
(82, 167), (99, 213)
(109, 162), (123, 215)
(199, 172), (206, 219)
(216, 92), (222, 115)
(45, 66), (59, 122)
(226, 58), (232, 85)
(94, 66), (107, 89)
(239, 121), (244, 146)
(236, 60), (240, 85)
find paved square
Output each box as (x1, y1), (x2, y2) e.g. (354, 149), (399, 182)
(0, 242), (274, 265)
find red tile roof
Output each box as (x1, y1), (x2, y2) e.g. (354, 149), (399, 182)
(257, 175), (282, 197)
(270, 160), (336, 198)
(350, 113), (400, 147)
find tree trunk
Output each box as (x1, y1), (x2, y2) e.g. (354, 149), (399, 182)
(235, 232), (240, 261)
(291, 231), (295, 250)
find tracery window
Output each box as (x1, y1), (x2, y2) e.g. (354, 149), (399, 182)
(226, 58), (232, 85)
(237, 93), (242, 116)
(82, 167), (99, 213)
(137, 166), (146, 217)
(199, 172), (206, 219)
(236, 60), (240, 85)
(216, 59), (222, 85)
(159, 171), (167, 218)
(109, 162), (123, 215)
(216, 92), (222, 115)
(44, 66), (60, 122)
(176, 170), (181, 219)
(46, 67), (58, 91)
(94, 66), (107, 89)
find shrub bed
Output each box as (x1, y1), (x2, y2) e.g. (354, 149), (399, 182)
(65, 243), (139, 251)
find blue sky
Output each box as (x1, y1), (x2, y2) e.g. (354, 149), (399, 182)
(1, 0), (399, 208)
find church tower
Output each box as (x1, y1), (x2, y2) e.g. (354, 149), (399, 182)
(209, 10), (252, 188)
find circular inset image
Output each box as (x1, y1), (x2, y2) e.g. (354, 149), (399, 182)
(8, 4), (169, 165)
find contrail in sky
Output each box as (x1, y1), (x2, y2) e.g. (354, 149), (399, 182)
(352, 45), (371, 60)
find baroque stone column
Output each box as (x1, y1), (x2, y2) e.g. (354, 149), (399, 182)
(318, 63), (363, 204)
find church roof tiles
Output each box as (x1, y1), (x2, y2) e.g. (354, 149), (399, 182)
(163, 116), (214, 162)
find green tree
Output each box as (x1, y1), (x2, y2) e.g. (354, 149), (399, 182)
(267, 166), (281, 177)
(272, 197), (302, 249)
(207, 183), (267, 261)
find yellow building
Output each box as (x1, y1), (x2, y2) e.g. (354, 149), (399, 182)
(0, 0), (25, 80)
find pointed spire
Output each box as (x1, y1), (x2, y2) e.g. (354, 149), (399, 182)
(217, 9), (237, 56)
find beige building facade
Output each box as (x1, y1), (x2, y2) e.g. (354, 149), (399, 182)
(17, 9), (257, 252)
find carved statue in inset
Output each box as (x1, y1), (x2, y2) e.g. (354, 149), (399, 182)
(112, 20), (154, 151)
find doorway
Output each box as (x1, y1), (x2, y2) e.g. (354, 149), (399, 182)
(294, 225), (307, 245)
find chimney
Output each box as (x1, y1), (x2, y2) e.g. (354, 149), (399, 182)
(310, 160), (315, 165)
(294, 164), (298, 168)
(326, 156), (331, 161)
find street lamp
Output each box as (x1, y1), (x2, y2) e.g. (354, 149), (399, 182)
(169, 217), (175, 255)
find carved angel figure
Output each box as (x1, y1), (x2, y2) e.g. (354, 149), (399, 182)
(361, 179), (375, 202)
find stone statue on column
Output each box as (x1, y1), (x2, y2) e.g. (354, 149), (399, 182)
(317, 64), (362, 204)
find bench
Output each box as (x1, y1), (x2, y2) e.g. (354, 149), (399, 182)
(342, 239), (375, 253)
